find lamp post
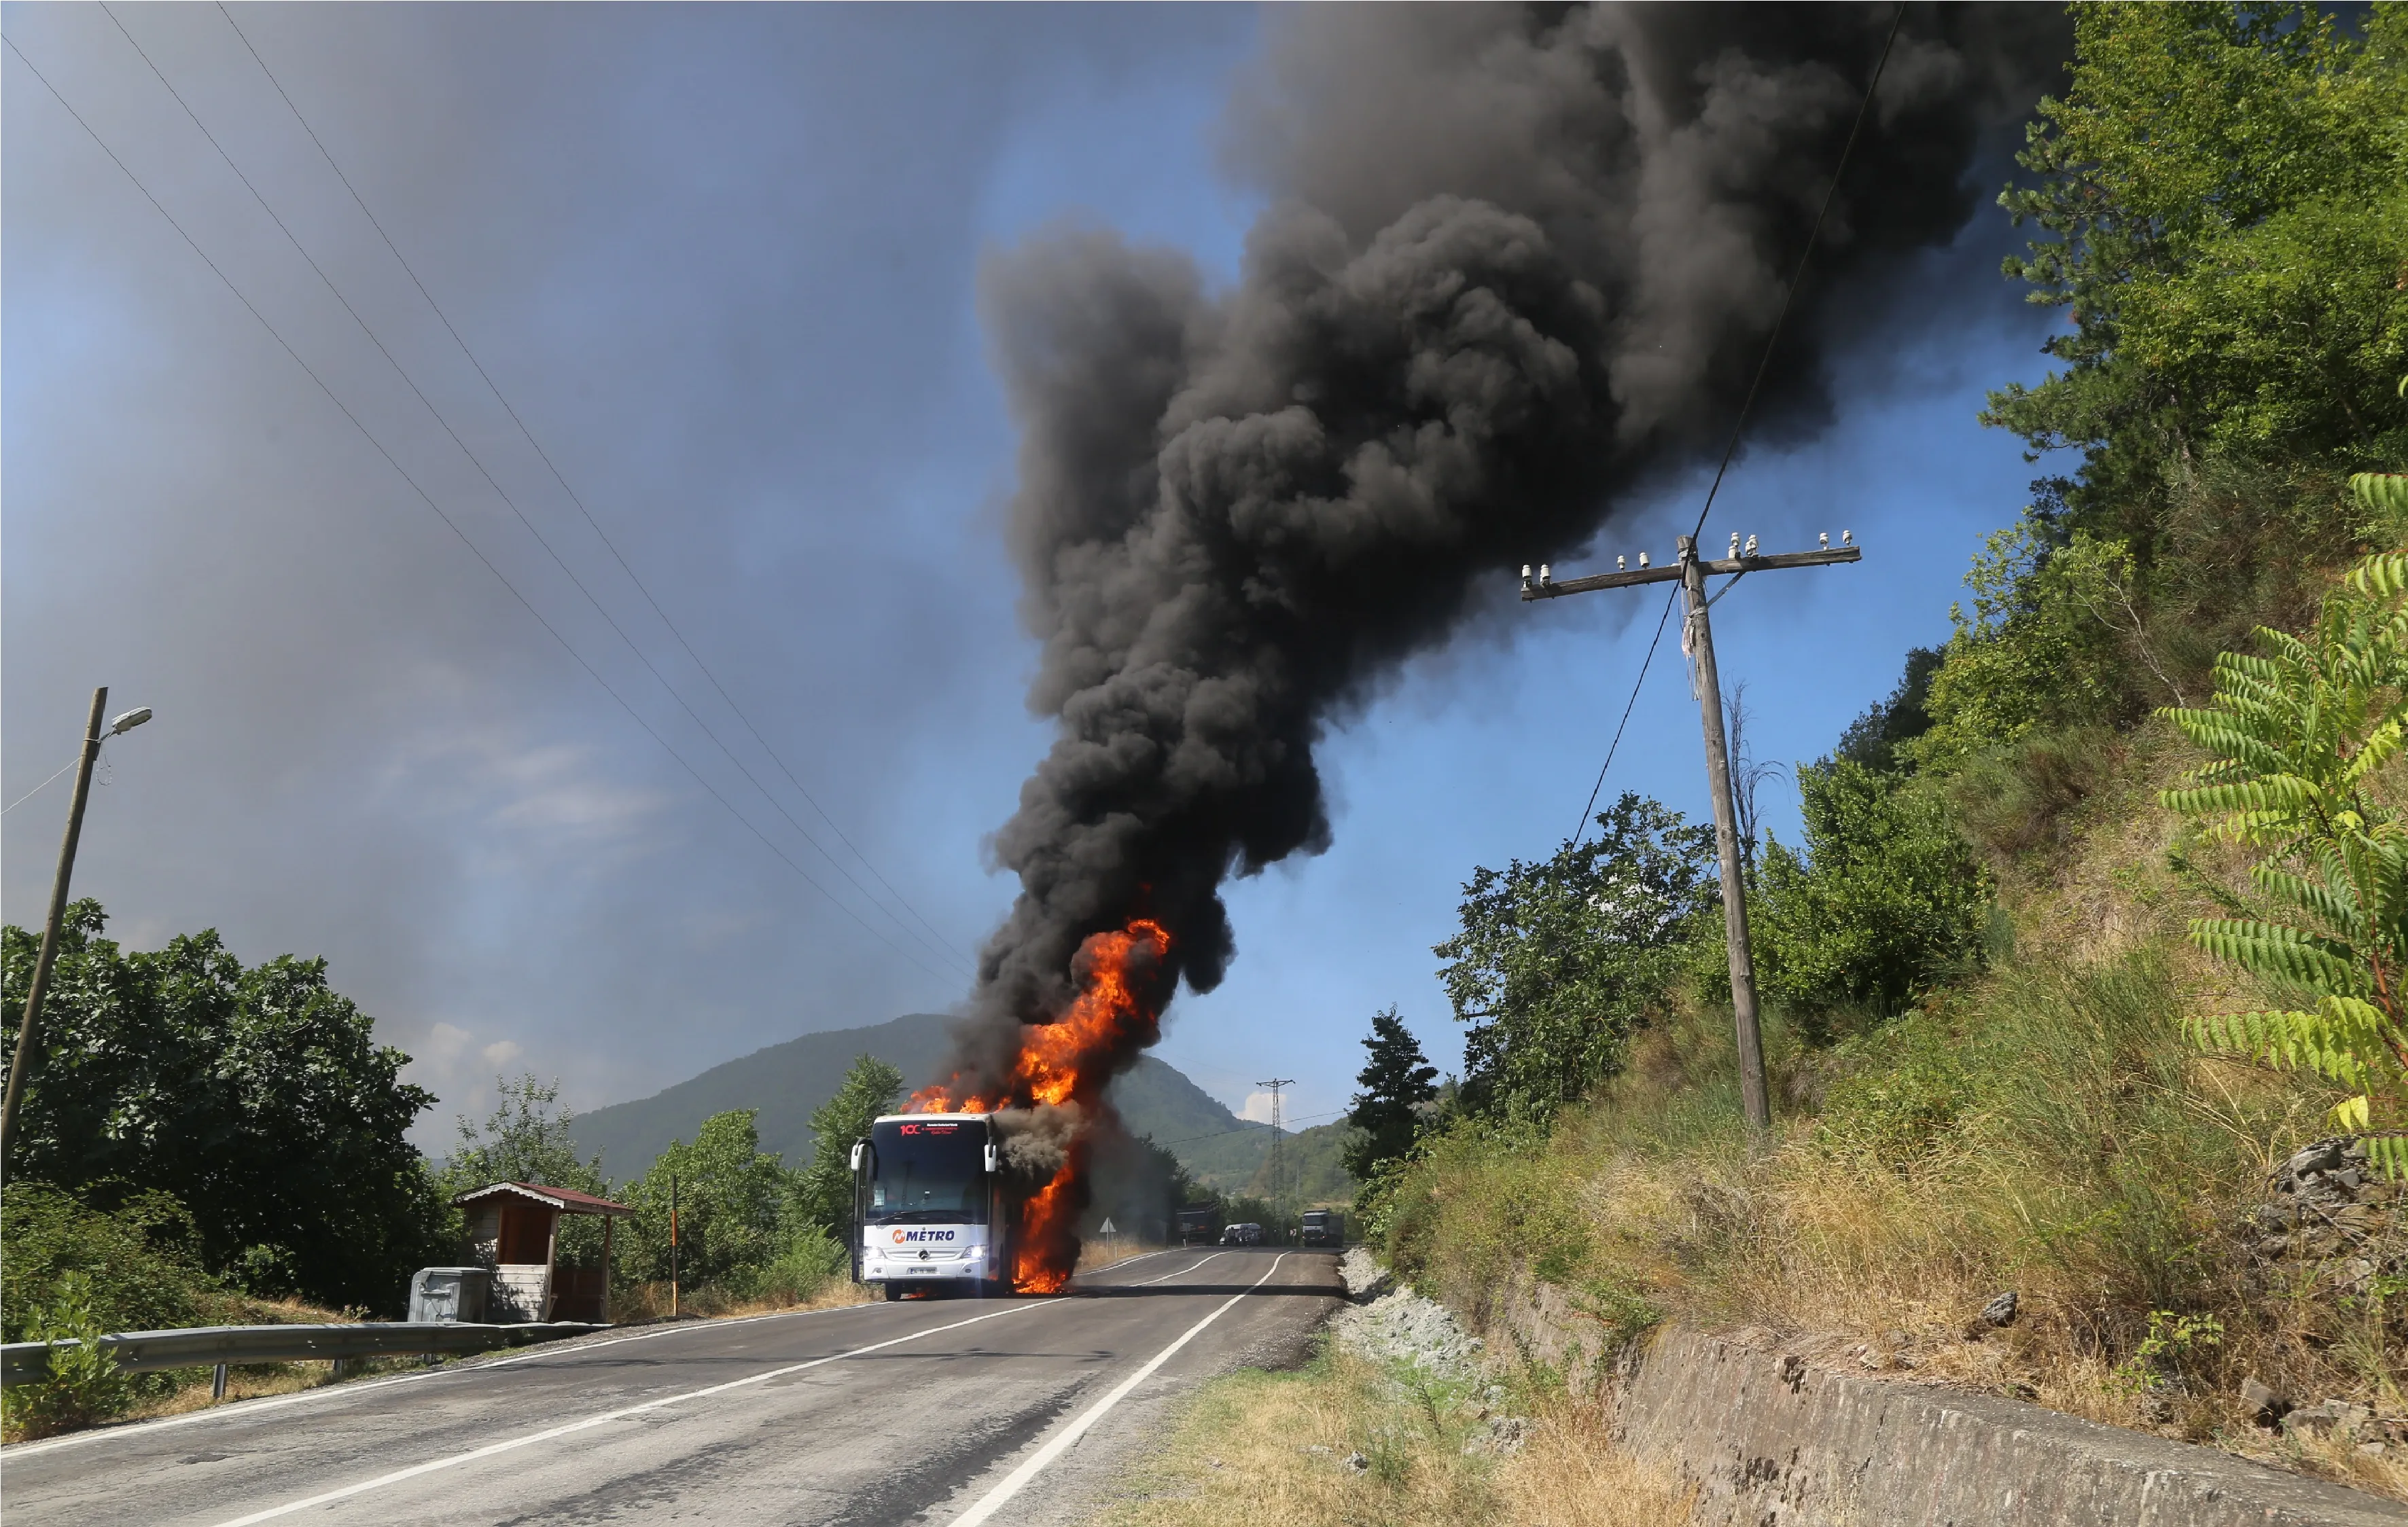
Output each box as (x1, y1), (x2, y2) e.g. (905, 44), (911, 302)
(1, 688), (154, 1166)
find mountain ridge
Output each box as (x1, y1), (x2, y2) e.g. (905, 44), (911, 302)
(566, 1011), (1275, 1182)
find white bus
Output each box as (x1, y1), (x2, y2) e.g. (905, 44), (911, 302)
(851, 1111), (1008, 1298)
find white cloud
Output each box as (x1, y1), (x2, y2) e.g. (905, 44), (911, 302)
(1238, 1090), (1277, 1124)
(397, 1020), (531, 1146)
(375, 711), (667, 857)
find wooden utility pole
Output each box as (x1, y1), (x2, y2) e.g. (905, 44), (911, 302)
(1523, 535), (1860, 1130)
(1, 687), (111, 1166)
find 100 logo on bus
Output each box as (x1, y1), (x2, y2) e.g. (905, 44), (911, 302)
(891, 1228), (959, 1244)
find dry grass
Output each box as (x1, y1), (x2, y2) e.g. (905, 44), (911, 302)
(1092, 1348), (1694, 1527)
(1080, 1241), (1165, 1274)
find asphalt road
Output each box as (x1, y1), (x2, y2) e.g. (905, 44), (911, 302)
(1, 1248), (1343, 1527)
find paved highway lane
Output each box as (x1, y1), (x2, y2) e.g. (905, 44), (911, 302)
(1, 1248), (1343, 1527)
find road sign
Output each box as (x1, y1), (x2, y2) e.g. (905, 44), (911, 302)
(1097, 1218), (1116, 1235)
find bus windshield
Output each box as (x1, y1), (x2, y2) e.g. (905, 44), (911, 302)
(865, 1118), (988, 1225)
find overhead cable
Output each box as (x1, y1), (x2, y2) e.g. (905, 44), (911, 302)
(1568, 4), (1905, 851)
(103, 4), (972, 983)
(1, 32), (961, 992)
(213, 2), (973, 973)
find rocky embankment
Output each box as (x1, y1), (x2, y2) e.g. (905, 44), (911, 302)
(1328, 1247), (1528, 1457)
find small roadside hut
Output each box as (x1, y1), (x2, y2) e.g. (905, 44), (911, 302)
(453, 1182), (634, 1323)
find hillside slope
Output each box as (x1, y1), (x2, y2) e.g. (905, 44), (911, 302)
(568, 1011), (1257, 1180)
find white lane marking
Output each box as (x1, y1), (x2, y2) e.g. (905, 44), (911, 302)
(1128, 1251), (1225, 1285)
(1, 1301), (883, 1460)
(12, 1247), (1184, 1461)
(942, 1255), (1292, 1527)
(204, 1301), (1046, 1527)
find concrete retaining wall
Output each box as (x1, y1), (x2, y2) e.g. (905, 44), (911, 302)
(1614, 1327), (2406, 1526)
(1465, 1270), (2401, 1524)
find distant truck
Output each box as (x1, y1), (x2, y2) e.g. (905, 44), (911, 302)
(1298, 1210), (1343, 1247)
(1177, 1206), (1221, 1245)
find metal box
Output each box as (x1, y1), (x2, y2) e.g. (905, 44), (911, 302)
(408, 1266), (492, 1324)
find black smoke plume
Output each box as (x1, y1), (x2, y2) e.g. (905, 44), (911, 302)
(945, 3), (2065, 1094)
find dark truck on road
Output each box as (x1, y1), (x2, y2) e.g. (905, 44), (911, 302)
(1298, 1209), (1343, 1246)
(1177, 1206), (1221, 1245)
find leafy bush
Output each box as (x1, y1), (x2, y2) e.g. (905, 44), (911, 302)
(1912, 524), (2140, 771)
(3, 1272), (130, 1440)
(2163, 539), (2408, 1174)
(739, 1224), (850, 1304)
(1, 1182), (219, 1366)
(1752, 761), (1994, 1032)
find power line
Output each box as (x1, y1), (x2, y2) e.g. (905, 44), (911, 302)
(0, 32), (961, 992)
(1565, 4), (1905, 852)
(1566, 583), (1678, 850)
(1686, 1), (1906, 548)
(213, 2), (973, 973)
(100, 5), (974, 984)
(1148, 1107), (1343, 1150)
(2, 757), (84, 818)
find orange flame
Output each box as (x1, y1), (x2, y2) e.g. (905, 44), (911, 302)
(907, 918), (1170, 1291)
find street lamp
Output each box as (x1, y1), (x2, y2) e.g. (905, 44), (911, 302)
(1, 687), (154, 1164)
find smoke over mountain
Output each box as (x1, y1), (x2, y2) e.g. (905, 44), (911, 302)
(947, 4), (2066, 1094)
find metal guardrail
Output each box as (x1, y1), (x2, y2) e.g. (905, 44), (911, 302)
(0, 1321), (605, 1387)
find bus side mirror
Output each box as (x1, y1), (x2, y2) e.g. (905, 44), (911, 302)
(984, 1143), (998, 1173)
(850, 1142), (864, 1172)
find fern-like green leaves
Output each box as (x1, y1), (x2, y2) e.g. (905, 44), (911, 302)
(2162, 486), (2408, 1174)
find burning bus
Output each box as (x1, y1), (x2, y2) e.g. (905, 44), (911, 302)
(851, 1111), (1007, 1298)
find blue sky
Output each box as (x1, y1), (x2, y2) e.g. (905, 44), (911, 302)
(2, 5), (2058, 1146)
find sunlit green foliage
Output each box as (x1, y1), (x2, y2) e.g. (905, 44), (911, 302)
(1987, 1), (2408, 503)
(2, 1272), (130, 1440)
(0, 1183), (214, 1348)
(2163, 532), (2408, 1174)
(1436, 795), (1716, 1122)
(1751, 761), (1994, 1035)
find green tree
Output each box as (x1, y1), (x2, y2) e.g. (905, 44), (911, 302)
(616, 1109), (796, 1289)
(1834, 647), (1943, 775)
(1341, 1007), (1437, 1181)
(1986, 2), (2408, 511)
(0, 901), (450, 1314)
(438, 1075), (608, 1200)
(439, 1075), (612, 1269)
(2164, 535), (2408, 1174)
(790, 1055), (902, 1234)
(1753, 761), (1995, 1033)
(1911, 522), (2133, 769)
(1436, 794), (1716, 1121)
